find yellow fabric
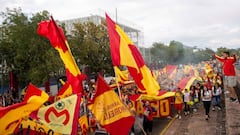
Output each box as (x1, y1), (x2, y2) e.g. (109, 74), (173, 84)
(114, 66), (129, 82)
(17, 118), (62, 135)
(136, 92), (175, 101)
(57, 85), (73, 99)
(79, 114), (89, 135)
(175, 92), (183, 104)
(55, 42), (81, 77)
(36, 94), (78, 134)
(0, 93), (49, 134)
(88, 90), (132, 125)
(140, 65), (160, 95)
(114, 24), (160, 95)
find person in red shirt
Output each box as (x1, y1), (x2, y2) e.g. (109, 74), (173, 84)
(214, 51), (238, 102)
(143, 100), (156, 135)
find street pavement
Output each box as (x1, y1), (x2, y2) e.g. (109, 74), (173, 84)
(162, 69), (240, 135)
(162, 99), (226, 135)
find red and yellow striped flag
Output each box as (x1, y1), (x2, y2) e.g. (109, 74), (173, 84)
(37, 17), (85, 94)
(106, 14), (160, 95)
(0, 84), (49, 134)
(88, 75), (135, 135)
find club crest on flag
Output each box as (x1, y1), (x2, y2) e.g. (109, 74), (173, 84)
(44, 106), (70, 125)
(33, 94), (80, 134)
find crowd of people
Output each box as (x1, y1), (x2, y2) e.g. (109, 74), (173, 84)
(0, 90), (20, 107)
(0, 51), (238, 135)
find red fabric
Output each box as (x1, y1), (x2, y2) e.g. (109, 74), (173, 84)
(105, 14), (121, 66)
(23, 83), (43, 102)
(128, 94), (141, 101)
(177, 76), (192, 90)
(103, 116), (135, 135)
(37, 20), (67, 52)
(214, 54), (236, 76)
(44, 79), (50, 93)
(144, 106), (153, 121)
(37, 18), (86, 94)
(57, 82), (70, 96)
(90, 75), (135, 135)
(174, 103), (183, 111)
(166, 65), (177, 75)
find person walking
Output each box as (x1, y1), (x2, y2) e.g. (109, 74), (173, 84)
(174, 88), (183, 119)
(201, 85), (212, 120)
(190, 85), (198, 112)
(183, 88), (191, 115)
(212, 83), (222, 111)
(214, 51), (238, 103)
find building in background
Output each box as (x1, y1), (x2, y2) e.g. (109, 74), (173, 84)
(61, 11), (147, 60)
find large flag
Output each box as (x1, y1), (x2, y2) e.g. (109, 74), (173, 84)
(106, 14), (160, 95)
(0, 84), (49, 134)
(88, 75), (135, 135)
(31, 94), (81, 135)
(37, 17), (85, 94)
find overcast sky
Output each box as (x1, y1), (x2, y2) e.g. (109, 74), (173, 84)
(1, 0), (240, 50)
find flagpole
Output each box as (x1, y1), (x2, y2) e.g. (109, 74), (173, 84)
(114, 67), (147, 135)
(114, 67), (122, 100)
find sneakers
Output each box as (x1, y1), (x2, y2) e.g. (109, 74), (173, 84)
(230, 98), (239, 103)
(175, 114), (181, 119)
(212, 107), (215, 111)
(233, 99), (239, 103)
(193, 109), (197, 112)
(205, 115), (210, 120)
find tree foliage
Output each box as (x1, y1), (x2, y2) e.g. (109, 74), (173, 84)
(149, 41), (216, 68)
(0, 8), (63, 88)
(68, 21), (113, 78)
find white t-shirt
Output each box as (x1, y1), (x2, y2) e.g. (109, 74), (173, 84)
(201, 90), (212, 101)
(183, 92), (190, 102)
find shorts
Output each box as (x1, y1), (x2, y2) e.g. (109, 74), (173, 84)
(225, 76), (237, 87)
(174, 103), (183, 111)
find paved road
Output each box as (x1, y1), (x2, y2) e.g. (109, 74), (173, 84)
(163, 100), (226, 135)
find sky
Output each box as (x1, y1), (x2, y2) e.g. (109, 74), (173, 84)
(1, 0), (240, 50)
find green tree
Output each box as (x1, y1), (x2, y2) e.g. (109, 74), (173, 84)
(68, 21), (113, 77)
(168, 40), (184, 64)
(0, 8), (63, 88)
(150, 42), (169, 67)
